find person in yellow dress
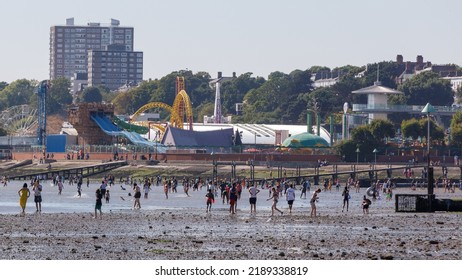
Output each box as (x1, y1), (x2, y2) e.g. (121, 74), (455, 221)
(18, 183), (30, 215)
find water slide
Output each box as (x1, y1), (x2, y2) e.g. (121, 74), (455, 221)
(90, 114), (167, 153)
(113, 116), (149, 134)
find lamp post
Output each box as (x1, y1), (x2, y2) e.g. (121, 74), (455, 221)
(155, 130), (159, 160)
(421, 103), (435, 163)
(373, 148), (378, 167)
(211, 152), (216, 184)
(254, 132), (257, 161)
(343, 102), (349, 140)
(356, 147), (360, 165)
(421, 103), (436, 212)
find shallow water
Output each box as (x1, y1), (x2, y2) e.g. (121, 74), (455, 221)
(0, 179), (404, 215)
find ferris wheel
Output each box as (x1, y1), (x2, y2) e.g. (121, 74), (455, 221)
(0, 104), (38, 136)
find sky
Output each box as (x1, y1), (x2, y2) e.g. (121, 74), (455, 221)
(1, 0), (462, 83)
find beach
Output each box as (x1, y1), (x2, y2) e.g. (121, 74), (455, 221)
(1, 181), (462, 260)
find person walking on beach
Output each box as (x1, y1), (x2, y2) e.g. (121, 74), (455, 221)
(18, 183), (30, 215)
(133, 183), (141, 209)
(248, 183), (260, 214)
(143, 179), (151, 199)
(163, 180), (169, 199)
(205, 189), (215, 213)
(105, 189), (110, 203)
(94, 189), (103, 219)
(229, 184), (238, 214)
(77, 176), (83, 196)
(32, 180), (43, 213)
(342, 186), (350, 212)
(77, 181), (82, 197)
(286, 184), (296, 214)
(362, 195), (371, 214)
(301, 179), (310, 199)
(267, 187), (283, 216)
(99, 180), (107, 198)
(183, 178), (190, 197)
(310, 188), (321, 217)
(57, 180), (64, 195)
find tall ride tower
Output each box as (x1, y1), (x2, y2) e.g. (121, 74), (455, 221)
(208, 72), (236, 123)
(214, 76), (222, 123)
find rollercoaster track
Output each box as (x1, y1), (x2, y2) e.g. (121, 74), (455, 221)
(130, 90), (193, 130)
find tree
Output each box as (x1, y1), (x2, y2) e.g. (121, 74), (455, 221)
(47, 77), (72, 114)
(401, 117), (444, 141)
(0, 79), (36, 111)
(335, 140), (358, 162)
(369, 119), (395, 142)
(399, 71), (453, 106)
(302, 87), (339, 120)
(401, 118), (422, 139)
(0, 82), (7, 91)
(0, 126), (7, 136)
(112, 91), (134, 115)
(363, 61), (400, 89)
(242, 70), (312, 124)
(419, 118), (444, 141)
(81, 87), (102, 103)
(455, 85), (462, 104)
(220, 72), (265, 116)
(450, 111), (462, 146)
(195, 102), (215, 122)
(350, 125), (380, 162)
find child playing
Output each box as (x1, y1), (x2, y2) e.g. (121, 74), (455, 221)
(205, 189), (215, 213)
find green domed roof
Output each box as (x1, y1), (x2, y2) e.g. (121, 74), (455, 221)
(282, 132), (330, 148)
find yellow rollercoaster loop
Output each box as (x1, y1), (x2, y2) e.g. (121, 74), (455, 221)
(130, 89), (194, 130)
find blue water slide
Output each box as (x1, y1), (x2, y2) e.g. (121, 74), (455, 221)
(90, 114), (167, 152)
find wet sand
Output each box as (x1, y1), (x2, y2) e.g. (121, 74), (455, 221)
(1, 190), (462, 260)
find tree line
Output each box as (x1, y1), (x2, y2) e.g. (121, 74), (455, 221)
(0, 61), (458, 152)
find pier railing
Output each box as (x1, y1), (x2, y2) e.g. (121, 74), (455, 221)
(9, 160), (127, 181)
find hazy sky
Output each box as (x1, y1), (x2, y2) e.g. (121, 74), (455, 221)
(1, 0), (462, 83)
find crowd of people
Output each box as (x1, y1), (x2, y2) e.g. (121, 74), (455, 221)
(20, 170), (462, 219)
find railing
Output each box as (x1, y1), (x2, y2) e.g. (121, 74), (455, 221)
(353, 104), (462, 114)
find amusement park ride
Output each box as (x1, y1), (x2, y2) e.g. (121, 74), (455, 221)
(1, 75), (214, 149)
(65, 76), (197, 149)
(129, 76), (194, 135)
(0, 80), (48, 143)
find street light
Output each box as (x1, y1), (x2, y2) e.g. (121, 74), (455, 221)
(373, 148), (378, 167)
(421, 103), (436, 163)
(343, 102), (349, 140)
(155, 130), (160, 160)
(421, 102), (436, 212)
(211, 152), (216, 184)
(356, 147), (360, 165)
